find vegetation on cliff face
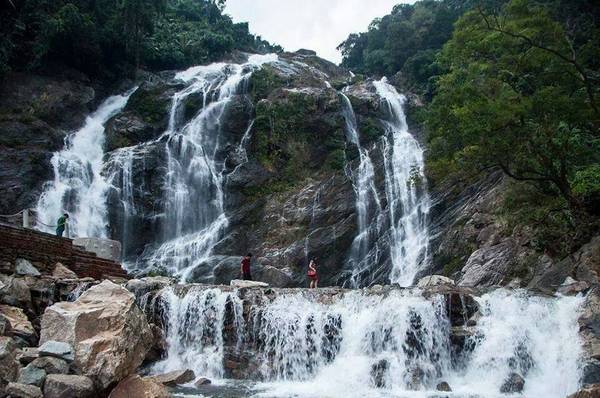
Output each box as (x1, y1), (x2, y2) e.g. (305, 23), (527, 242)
(341, 0), (600, 257)
(0, 0), (280, 81)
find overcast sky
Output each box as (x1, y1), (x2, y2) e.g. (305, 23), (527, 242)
(224, 0), (416, 64)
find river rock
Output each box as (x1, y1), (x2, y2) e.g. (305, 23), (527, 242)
(0, 336), (19, 389)
(52, 263), (78, 280)
(40, 280), (153, 390)
(30, 356), (69, 375)
(417, 275), (455, 288)
(558, 277), (590, 296)
(195, 377), (211, 386)
(38, 341), (74, 362)
(370, 359), (388, 388)
(148, 369), (195, 386)
(459, 240), (516, 287)
(43, 374), (95, 398)
(17, 364), (46, 387)
(15, 259), (41, 277)
(5, 382), (43, 398)
(436, 381), (452, 392)
(499, 372), (525, 394)
(230, 280), (269, 288)
(108, 375), (169, 398)
(0, 305), (35, 344)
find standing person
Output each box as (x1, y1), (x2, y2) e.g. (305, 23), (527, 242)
(56, 213), (69, 237)
(308, 258), (319, 288)
(240, 253), (253, 281)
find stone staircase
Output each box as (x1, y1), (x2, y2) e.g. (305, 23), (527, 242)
(0, 223), (128, 280)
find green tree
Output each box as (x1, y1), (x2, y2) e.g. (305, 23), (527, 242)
(427, 0), (600, 222)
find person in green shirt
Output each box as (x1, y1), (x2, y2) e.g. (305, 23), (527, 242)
(56, 213), (69, 237)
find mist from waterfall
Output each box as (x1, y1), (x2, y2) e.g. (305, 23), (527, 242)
(153, 287), (583, 398)
(374, 78), (430, 286)
(35, 89), (136, 237)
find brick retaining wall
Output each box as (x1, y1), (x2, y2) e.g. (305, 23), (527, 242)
(0, 223), (128, 280)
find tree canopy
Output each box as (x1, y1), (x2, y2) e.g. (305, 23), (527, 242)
(0, 0), (281, 80)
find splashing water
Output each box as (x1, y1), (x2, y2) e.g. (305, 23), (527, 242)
(152, 287), (245, 379)
(153, 287), (583, 398)
(374, 78), (430, 286)
(340, 92), (384, 287)
(35, 89), (136, 237)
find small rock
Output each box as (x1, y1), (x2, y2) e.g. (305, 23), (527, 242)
(43, 374), (95, 398)
(0, 336), (20, 388)
(110, 375), (169, 398)
(0, 305), (36, 344)
(17, 364), (46, 387)
(230, 280), (269, 288)
(38, 341), (74, 362)
(370, 359), (388, 388)
(148, 369), (195, 386)
(558, 277), (590, 296)
(17, 348), (39, 365)
(15, 259), (41, 277)
(6, 381), (43, 398)
(436, 381), (452, 392)
(30, 356), (69, 374)
(0, 275), (31, 307)
(406, 366), (425, 390)
(52, 263), (78, 280)
(194, 377), (211, 387)
(417, 275), (455, 288)
(500, 372), (525, 394)
(567, 384), (600, 397)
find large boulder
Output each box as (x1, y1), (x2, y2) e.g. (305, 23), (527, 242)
(43, 374), (95, 398)
(39, 280), (153, 390)
(108, 375), (169, 398)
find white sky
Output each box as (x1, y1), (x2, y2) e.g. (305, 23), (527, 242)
(224, 0), (416, 64)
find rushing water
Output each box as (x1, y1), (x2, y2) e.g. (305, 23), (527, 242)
(374, 78), (430, 286)
(121, 54), (277, 280)
(35, 89), (136, 237)
(150, 287), (583, 398)
(340, 79), (430, 287)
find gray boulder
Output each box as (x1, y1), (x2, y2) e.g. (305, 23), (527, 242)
(38, 341), (74, 362)
(417, 275), (455, 288)
(437, 381), (452, 392)
(30, 357), (69, 375)
(43, 374), (95, 398)
(147, 369), (195, 386)
(5, 382), (43, 398)
(0, 275), (31, 308)
(17, 365), (46, 387)
(15, 259), (41, 277)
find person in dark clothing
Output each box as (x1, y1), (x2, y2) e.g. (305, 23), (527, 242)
(240, 253), (253, 280)
(56, 213), (69, 237)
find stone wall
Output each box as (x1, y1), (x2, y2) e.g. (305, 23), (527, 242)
(0, 224), (128, 280)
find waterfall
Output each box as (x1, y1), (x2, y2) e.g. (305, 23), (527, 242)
(151, 286), (245, 379)
(136, 54), (277, 281)
(152, 287), (582, 397)
(35, 89), (136, 237)
(340, 92), (383, 287)
(374, 78), (431, 286)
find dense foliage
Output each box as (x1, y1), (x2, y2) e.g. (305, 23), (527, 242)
(0, 0), (280, 80)
(342, 0), (600, 254)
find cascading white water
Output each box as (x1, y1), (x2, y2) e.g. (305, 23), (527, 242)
(340, 92), (384, 287)
(374, 78), (430, 286)
(156, 288), (583, 398)
(35, 89), (136, 237)
(152, 286), (245, 379)
(139, 54), (277, 280)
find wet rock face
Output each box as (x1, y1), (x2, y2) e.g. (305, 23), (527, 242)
(0, 72), (96, 215)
